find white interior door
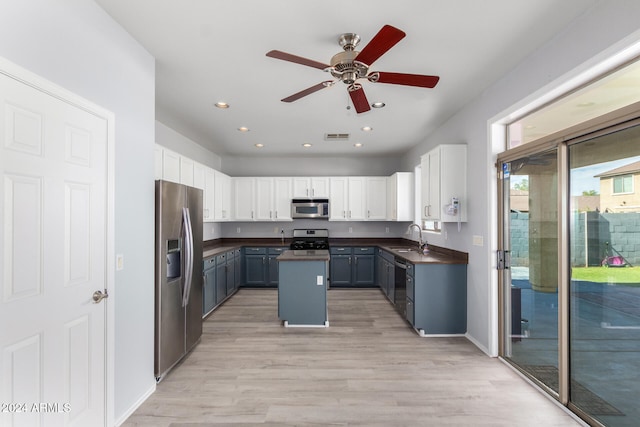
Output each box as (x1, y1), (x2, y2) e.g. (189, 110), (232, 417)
(0, 68), (108, 426)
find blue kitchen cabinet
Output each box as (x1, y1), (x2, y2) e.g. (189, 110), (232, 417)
(215, 253), (227, 305)
(203, 256), (216, 316)
(244, 247), (268, 286)
(410, 264), (467, 335)
(330, 246), (375, 287)
(268, 247), (286, 287)
(225, 250), (235, 295)
(376, 248), (395, 301)
(233, 248), (242, 289)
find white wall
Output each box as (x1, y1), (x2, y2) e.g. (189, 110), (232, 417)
(401, 0), (640, 355)
(0, 0), (156, 423)
(223, 154), (404, 176)
(156, 121), (222, 170)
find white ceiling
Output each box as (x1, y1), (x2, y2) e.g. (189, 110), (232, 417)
(95, 0), (598, 158)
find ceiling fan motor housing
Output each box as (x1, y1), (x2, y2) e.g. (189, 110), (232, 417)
(330, 49), (368, 84)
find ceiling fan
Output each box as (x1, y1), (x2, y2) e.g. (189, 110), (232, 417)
(266, 24), (440, 114)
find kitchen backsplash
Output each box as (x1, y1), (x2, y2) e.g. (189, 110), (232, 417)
(203, 220), (413, 241)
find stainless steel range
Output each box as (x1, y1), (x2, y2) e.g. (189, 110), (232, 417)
(290, 229), (330, 250)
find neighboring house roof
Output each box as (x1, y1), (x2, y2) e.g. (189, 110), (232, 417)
(595, 160), (640, 178)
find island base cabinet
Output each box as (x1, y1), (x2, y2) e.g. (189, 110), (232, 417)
(278, 261), (328, 326)
(412, 264), (467, 335)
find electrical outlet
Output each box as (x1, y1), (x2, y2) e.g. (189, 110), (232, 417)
(236, 227), (241, 233)
(116, 254), (124, 271)
(317, 275), (323, 285)
(274, 227), (279, 234)
(385, 227), (389, 233)
(348, 227), (353, 233)
(473, 235), (484, 246)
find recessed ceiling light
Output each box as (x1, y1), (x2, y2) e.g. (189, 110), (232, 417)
(361, 126), (373, 132)
(354, 143), (363, 148)
(302, 143), (312, 148)
(214, 102), (229, 109)
(371, 102), (385, 108)
(254, 143), (264, 148)
(238, 126), (250, 132)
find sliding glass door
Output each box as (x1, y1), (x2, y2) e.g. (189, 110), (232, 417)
(568, 124), (640, 426)
(499, 149), (559, 395)
(499, 120), (640, 426)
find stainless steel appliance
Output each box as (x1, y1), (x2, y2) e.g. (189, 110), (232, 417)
(394, 258), (407, 317)
(290, 228), (330, 250)
(155, 180), (203, 382)
(291, 198), (329, 219)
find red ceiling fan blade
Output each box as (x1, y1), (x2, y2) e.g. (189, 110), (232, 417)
(354, 25), (406, 66)
(266, 50), (330, 70)
(281, 81), (334, 103)
(369, 72), (440, 88)
(348, 84), (371, 113)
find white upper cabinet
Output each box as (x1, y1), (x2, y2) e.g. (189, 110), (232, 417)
(421, 144), (467, 223)
(214, 170), (232, 221)
(203, 168), (216, 221)
(179, 157), (194, 186)
(387, 172), (414, 221)
(233, 177), (255, 221)
(365, 177), (387, 220)
(273, 177), (293, 221)
(154, 145), (163, 180)
(330, 177), (365, 220)
(292, 177), (330, 198)
(161, 148), (181, 183)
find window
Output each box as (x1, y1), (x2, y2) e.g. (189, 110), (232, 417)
(422, 220), (441, 232)
(613, 174), (633, 194)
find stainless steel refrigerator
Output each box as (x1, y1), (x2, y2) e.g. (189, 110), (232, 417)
(154, 180), (203, 381)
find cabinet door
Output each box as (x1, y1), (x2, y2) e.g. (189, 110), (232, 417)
(234, 177), (255, 220)
(226, 256), (235, 294)
(329, 177), (348, 220)
(273, 177), (292, 220)
(366, 177), (387, 220)
(234, 250), (242, 288)
(203, 261), (216, 315)
(162, 149), (180, 183)
(330, 254), (352, 286)
(180, 157), (194, 186)
(292, 177), (311, 197)
(255, 177), (274, 220)
(154, 145), (163, 180)
(214, 170), (231, 220)
(311, 177), (330, 198)
(215, 262), (227, 304)
(244, 254), (267, 286)
(268, 255), (279, 287)
(347, 177), (366, 220)
(353, 254), (375, 286)
(421, 149), (440, 221)
(203, 168), (215, 221)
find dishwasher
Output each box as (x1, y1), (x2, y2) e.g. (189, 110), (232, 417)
(394, 258), (407, 318)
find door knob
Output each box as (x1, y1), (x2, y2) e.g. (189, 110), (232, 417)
(92, 289), (109, 304)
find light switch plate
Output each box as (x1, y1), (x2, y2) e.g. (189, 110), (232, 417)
(473, 235), (484, 246)
(116, 254), (124, 271)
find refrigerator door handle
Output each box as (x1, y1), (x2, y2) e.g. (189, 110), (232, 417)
(181, 207), (194, 308)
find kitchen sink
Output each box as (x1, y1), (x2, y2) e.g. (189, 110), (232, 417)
(390, 247), (416, 253)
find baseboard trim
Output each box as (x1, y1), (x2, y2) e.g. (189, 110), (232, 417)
(115, 382), (156, 426)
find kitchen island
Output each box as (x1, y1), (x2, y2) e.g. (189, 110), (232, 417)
(277, 250), (330, 327)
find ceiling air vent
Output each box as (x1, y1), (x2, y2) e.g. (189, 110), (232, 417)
(324, 133), (350, 141)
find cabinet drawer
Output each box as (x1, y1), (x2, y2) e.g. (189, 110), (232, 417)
(225, 250), (235, 259)
(215, 253), (226, 264)
(330, 247), (352, 255)
(268, 247), (287, 255)
(203, 256), (216, 271)
(244, 247), (267, 255)
(353, 247), (374, 255)
(406, 262), (414, 277)
(234, 248), (241, 258)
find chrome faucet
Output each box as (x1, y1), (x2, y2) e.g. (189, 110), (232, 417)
(408, 223), (424, 250)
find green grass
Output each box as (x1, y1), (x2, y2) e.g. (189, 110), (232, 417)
(571, 266), (640, 284)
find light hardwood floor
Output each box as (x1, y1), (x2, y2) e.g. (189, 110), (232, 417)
(123, 288), (584, 426)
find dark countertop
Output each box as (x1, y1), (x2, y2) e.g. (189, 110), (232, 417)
(202, 238), (467, 265)
(277, 249), (330, 262)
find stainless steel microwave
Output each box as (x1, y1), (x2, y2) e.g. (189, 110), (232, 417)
(291, 199), (329, 219)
